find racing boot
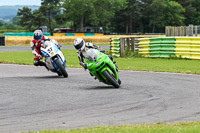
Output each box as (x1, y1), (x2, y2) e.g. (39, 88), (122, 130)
(39, 61), (49, 71)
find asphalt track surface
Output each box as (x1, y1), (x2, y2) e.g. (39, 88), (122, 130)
(1, 64), (200, 133)
(0, 46), (110, 52)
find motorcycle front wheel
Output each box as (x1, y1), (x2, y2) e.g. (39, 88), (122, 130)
(55, 59), (68, 78)
(102, 70), (119, 88)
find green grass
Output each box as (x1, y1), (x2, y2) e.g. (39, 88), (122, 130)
(1, 49), (200, 74)
(22, 122), (200, 133)
(0, 49), (80, 67)
(115, 57), (200, 74)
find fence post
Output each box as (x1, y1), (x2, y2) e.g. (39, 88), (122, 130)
(131, 37), (135, 52)
(165, 26), (168, 36)
(195, 25), (198, 37)
(120, 38), (125, 57)
(188, 24), (193, 36)
(127, 38), (130, 51)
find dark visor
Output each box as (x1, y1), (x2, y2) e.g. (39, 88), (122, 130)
(34, 35), (42, 40)
(75, 40), (84, 50)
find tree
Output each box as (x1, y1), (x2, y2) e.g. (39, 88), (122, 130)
(32, 9), (47, 30)
(0, 21), (3, 27)
(92, 0), (126, 30)
(17, 7), (33, 31)
(112, 0), (142, 33)
(63, 0), (126, 32)
(187, 0), (200, 25)
(165, 1), (185, 26)
(12, 16), (20, 25)
(172, 0), (196, 25)
(63, 0), (94, 32)
(148, 0), (185, 33)
(40, 0), (61, 32)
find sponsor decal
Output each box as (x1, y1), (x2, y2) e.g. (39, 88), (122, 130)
(96, 62), (100, 65)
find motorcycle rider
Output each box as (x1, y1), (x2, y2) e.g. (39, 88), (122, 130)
(30, 30), (62, 67)
(73, 38), (116, 70)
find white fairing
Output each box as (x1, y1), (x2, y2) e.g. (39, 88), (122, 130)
(40, 41), (65, 70)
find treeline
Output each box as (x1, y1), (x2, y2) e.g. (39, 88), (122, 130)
(10, 0), (200, 33)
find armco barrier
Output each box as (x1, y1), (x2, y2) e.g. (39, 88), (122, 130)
(3, 32), (51, 36)
(75, 33), (84, 36)
(3, 33), (16, 36)
(43, 32), (51, 36)
(53, 33), (65, 36)
(84, 33), (94, 36)
(94, 33), (104, 36)
(26, 32), (33, 36)
(110, 38), (120, 57)
(139, 37), (200, 59)
(3, 32), (104, 36)
(65, 33), (75, 36)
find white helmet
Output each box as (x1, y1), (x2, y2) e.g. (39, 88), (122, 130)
(74, 38), (85, 51)
(33, 30), (43, 41)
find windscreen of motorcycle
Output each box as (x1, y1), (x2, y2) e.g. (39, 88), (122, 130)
(42, 41), (52, 48)
(83, 49), (97, 61)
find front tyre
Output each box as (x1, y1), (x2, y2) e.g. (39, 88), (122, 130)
(118, 78), (121, 85)
(102, 70), (119, 88)
(55, 59), (68, 78)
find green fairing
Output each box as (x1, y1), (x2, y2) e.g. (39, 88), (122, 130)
(85, 49), (118, 85)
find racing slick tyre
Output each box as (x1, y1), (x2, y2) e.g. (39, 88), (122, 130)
(55, 59), (68, 78)
(102, 70), (120, 88)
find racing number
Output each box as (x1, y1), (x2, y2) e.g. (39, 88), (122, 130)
(47, 48), (52, 53)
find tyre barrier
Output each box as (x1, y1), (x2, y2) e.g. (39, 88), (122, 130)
(110, 38), (120, 57)
(139, 37), (200, 59)
(3, 32), (104, 36)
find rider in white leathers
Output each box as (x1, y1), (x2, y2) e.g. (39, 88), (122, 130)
(73, 38), (115, 70)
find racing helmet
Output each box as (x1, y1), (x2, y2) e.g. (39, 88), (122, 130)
(33, 30), (43, 41)
(74, 38), (85, 51)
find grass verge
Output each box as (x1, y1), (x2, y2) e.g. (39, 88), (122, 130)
(22, 122), (200, 133)
(1, 49), (200, 75)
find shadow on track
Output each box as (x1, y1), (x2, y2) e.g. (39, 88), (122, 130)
(84, 86), (119, 90)
(33, 76), (65, 79)
(1, 76), (65, 79)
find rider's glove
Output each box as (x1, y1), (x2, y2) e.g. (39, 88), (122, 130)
(80, 62), (87, 70)
(38, 55), (42, 59)
(58, 43), (62, 48)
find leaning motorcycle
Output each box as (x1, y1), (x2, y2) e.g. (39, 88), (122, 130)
(85, 49), (121, 88)
(40, 40), (68, 78)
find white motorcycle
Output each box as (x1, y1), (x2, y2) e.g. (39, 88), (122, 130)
(40, 40), (68, 78)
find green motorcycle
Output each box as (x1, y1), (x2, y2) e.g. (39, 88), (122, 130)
(84, 49), (121, 88)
